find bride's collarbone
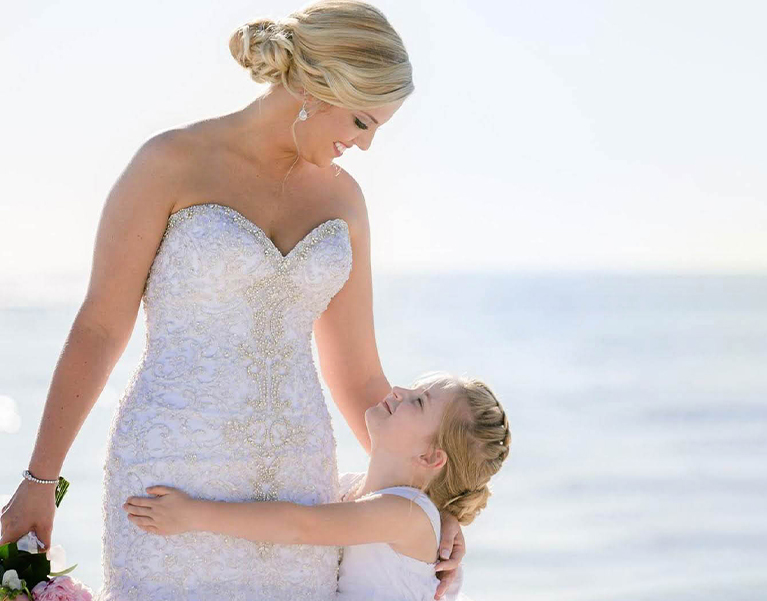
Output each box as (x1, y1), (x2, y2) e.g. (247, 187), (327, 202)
(174, 157), (352, 242)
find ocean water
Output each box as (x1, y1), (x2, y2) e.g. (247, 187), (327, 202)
(1, 272), (766, 600)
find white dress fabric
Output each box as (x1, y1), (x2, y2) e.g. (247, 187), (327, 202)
(96, 203), (353, 600)
(337, 472), (475, 601)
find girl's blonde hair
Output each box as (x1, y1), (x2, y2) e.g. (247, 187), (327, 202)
(228, 0), (414, 109)
(413, 371), (511, 526)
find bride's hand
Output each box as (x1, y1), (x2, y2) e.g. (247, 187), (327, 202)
(434, 512), (466, 599)
(123, 485), (194, 536)
(0, 479), (56, 550)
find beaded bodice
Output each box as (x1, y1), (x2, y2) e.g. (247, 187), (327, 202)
(144, 203), (353, 370)
(97, 202), (353, 601)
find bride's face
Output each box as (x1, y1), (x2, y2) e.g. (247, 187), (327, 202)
(297, 98), (405, 168)
(365, 383), (452, 458)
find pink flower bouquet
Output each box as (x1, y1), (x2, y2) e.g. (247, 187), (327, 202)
(31, 576), (92, 601)
(0, 477), (92, 600)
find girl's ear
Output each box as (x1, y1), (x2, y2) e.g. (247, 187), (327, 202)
(419, 447), (447, 471)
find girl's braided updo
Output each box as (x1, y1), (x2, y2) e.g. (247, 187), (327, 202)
(413, 372), (511, 526)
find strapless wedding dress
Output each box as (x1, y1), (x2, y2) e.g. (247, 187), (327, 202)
(95, 203), (353, 600)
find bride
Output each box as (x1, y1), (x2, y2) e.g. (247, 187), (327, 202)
(0, 1), (466, 599)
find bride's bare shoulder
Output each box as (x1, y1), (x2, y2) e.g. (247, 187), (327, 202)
(134, 121), (222, 207)
(139, 122), (212, 168)
(324, 165), (368, 227)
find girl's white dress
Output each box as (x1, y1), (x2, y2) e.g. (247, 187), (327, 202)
(338, 472), (475, 601)
(96, 203), (353, 600)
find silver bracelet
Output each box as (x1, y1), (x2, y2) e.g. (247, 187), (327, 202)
(22, 469), (59, 485)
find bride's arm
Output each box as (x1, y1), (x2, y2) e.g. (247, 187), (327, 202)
(313, 175), (390, 455)
(124, 486), (426, 548)
(0, 132), (186, 550)
(311, 175), (466, 598)
(313, 204), (468, 556)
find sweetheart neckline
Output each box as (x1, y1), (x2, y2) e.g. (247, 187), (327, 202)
(168, 202), (350, 261)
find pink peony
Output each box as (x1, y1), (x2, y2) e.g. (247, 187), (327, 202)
(31, 576), (92, 601)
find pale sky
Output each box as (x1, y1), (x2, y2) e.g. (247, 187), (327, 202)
(1, 0), (765, 306)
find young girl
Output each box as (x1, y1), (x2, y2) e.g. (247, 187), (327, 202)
(122, 371), (511, 600)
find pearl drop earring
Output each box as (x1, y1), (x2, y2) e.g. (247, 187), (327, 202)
(298, 98), (308, 121)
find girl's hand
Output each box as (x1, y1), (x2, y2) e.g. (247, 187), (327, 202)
(434, 512), (466, 600)
(122, 485), (195, 536)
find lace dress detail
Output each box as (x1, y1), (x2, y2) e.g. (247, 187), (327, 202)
(96, 203), (353, 600)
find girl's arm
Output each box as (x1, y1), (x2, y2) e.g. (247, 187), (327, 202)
(123, 486), (424, 547)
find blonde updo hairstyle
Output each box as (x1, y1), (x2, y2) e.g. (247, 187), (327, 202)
(413, 372), (511, 526)
(228, 0), (414, 110)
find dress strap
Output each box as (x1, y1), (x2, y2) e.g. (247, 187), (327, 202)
(375, 486), (441, 547)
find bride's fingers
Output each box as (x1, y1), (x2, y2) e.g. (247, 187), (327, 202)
(439, 543), (465, 566)
(434, 556), (461, 572)
(434, 570), (454, 598)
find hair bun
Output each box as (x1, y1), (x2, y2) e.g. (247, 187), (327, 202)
(444, 485), (491, 525)
(229, 18), (294, 83)
(227, 3), (413, 108)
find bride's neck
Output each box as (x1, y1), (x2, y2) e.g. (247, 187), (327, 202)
(223, 84), (310, 174)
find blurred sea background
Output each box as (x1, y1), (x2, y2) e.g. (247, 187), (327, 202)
(2, 1), (766, 599)
(3, 274), (767, 600)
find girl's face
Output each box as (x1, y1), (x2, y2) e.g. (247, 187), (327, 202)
(299, 97), (405, 168)
(365, 382), (454, 459)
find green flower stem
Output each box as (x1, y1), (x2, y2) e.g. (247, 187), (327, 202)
(54, 477), (70, 508)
